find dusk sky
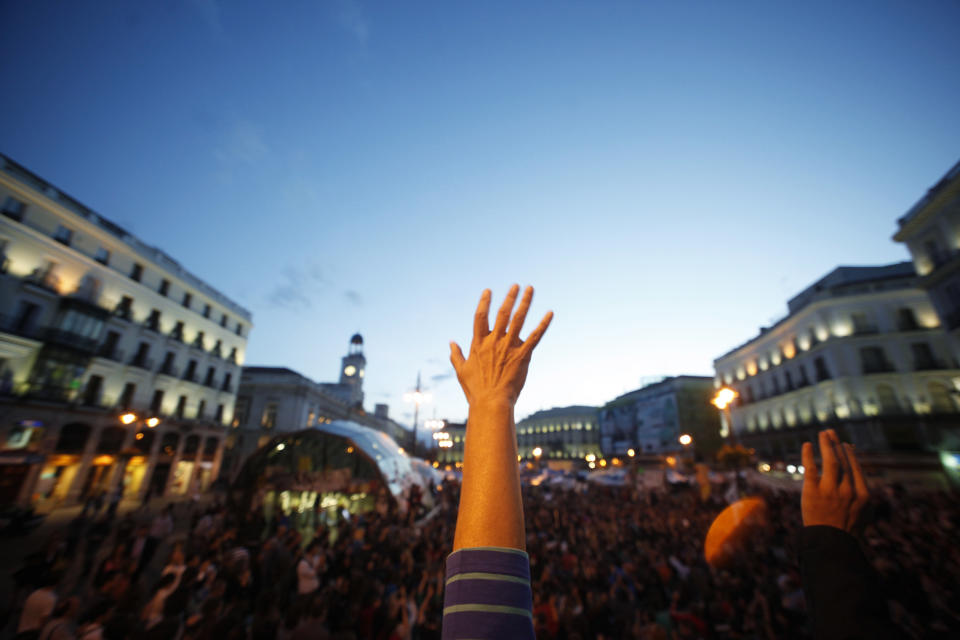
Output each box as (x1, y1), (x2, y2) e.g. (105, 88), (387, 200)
(2, 1), (959, 440)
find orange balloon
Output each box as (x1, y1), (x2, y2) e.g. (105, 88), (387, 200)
(704, 497), (767, 568)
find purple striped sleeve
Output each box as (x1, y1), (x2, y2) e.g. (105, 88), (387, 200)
(441, 547), (535, 640)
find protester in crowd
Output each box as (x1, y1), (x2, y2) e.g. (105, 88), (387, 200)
(16, 570), (59, 640)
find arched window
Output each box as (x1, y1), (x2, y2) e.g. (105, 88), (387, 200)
(97, 426), (126, 453)
(203, 437), (219, 458)
(55, 423), (91, 453)
(183, 435), (200, 455)
(929, 382), (955, 413)
(161, 432), (180, 457)
(876, 384), (902, 414)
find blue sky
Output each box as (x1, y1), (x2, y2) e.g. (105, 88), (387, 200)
(2, 1), (959, 439)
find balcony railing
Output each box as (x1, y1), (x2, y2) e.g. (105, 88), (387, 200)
(44, 328), (99, 353)
(914, 359), (949, 371)
(183, 371), (198, 383)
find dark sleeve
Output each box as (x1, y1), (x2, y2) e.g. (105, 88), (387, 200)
(441, 547), (534, 640)
(799, 526), (906, 640)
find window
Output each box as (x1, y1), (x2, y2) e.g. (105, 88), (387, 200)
(53, 225), (73, 246)
(182, 292), (192, 308)
(212, 339), (222, 357)
(160, 352), (176, 375)
(184, 359), (197, 382)
(94, 247), (110, 265)
(851, 312), (876, 335)
(911, 343), (939, 370)
(146, 309), (161, 331)
(233, 396), (250, 427)
(130, 263), (143, 282)
(119, 383), (136, 409)
(203, 304), (211, 318)
(222, 372), (232, 392)
(197, 399), (207, 420)
(859, 347), (891, 375)
(1, 196), (26, 221)
(221, 314), (228, 328)
(99, 330), (121, 360)
(193, 331), (205, 350)
(151, 390), (165, 413)
(83, 375), (103, 407)
(261, 402), (278, 429)
(171, 321), (184, 341)
(215, 404), (224, 423)
(159, 279), (170, 296)
(896, 307), (919, 331)
(132, 342), (150, 368)
(784, 370), (794, 390)
(204, 366), (216, 387)
(228, 347), (238, 363)
(176, 395), (187, 419)
(235, 322), (244, 337)
(115, 296), (134, 320)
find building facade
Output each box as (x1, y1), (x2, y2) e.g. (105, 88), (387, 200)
(713, 262), (959, 463)
(599, 376), (721, 459)
(893, 159), (960, 357)
(222, 339), (411, 480)
(0, 154), (251, 507)
(516, 406), (600, 461)
(433, 421), (466, 467)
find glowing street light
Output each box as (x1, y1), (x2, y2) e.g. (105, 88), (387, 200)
(145, 417), (160, 428)
(532, 447), (543, 458)
(711, 387), (738, 410)
(678, 433), (693, 447)
(585, 453), (596, 463)
(119, 412), (137, 425)
(627, 448), (636, 457)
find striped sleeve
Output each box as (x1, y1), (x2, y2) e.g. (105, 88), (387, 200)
(441, 547), (534, 640)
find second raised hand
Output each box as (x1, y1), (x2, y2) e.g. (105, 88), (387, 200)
(449, 285), (553, 408)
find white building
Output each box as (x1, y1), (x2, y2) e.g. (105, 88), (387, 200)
(222, 336), (411, 480)
(893, 158), (960, 353)
(516, 406), (600, 461)
(0, 154), (251, 507)
(712, 262), (959, 463)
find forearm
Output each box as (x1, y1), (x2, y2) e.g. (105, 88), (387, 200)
(453, 399), (524, 551)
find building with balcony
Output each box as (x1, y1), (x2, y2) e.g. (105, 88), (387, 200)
(599, 376), (721, 459)
(712, 262), (959, 467)
(893, 158), (960, 354)
(222, 338), (412, 480)
(516, 405), (600, 461)
(0, 154), (251, 507)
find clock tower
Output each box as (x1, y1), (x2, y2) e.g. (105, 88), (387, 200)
(339, 333), (366, 407)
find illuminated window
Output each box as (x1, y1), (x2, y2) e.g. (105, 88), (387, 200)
(262, 402), (278, 429)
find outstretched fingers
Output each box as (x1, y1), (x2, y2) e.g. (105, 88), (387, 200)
(472, 289), (492, 348)
(521, 310), (554, 356)
(449, 341), (466, 375)
(508, 286), (534, 343)
(845, 443), (869, 501)
(492, 284), (520, 336)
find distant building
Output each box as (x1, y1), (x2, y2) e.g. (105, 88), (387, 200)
(599, 376), (720, 458)
(434, 420), (466, 466)
(713, 262), (959, 465)
(893, 158), (960, 359)
(222, 336), (411, 479)
(516, 406), (600, 461)
(0, 154), (251, 506)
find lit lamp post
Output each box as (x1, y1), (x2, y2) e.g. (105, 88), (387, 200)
(403, 372), (432, 459)
(711, 387), (739, 441)
(532, 446), (543, 469)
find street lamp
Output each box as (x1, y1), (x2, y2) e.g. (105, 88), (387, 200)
(145, 417), (160, 428)
(403, 372), (432, 458)
(679, 433), (693, 447)
(711, 387), (739, 439)
(532, 446), (542, 458)
(119, 412), (137, 425)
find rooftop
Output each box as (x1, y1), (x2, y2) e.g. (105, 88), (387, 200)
(0, 153), (252, 321)
(715, 261), (917, 362)
(603, 375), (714, 408)
(519, 405), (599, 422)
(896, 158), (960, 228)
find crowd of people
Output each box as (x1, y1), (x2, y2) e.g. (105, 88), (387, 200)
(0, 471), (956, 639)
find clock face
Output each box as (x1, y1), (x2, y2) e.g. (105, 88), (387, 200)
(344, 365), (357, 377)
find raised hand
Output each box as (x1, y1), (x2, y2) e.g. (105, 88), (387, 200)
(801, 429), (869, 531)
(449, 285), (553, 408)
